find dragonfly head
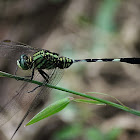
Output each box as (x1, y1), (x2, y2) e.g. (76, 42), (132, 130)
(17, 55), (32, 70)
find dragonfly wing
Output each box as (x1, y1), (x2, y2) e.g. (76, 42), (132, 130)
(0, 82), (34, 126)
(49, 68), (64, 86)
(0, 67), (64, 136)
(0, 40), (41, 61)
(0, 40), (43, 74)
(0, 72), (42, 126)
(10, 67), (64, 139)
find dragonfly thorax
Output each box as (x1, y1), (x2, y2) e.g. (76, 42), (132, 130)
(32, 50), (74, 70)
(17, 54), (32, 70)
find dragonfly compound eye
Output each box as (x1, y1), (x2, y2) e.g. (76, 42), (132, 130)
(17, 55), (31, 70)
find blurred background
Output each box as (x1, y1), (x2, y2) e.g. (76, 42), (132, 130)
(0, 0), (140, 140)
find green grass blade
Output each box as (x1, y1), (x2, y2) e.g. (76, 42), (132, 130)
(86, 92), (126, 107)
(73, 99), (105, 105)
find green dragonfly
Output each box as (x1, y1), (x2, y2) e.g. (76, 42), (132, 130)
(0, 40), (140, 139)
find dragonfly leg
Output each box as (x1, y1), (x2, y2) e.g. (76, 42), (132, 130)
(38, 69), (49, 82)
(31, 67), (35, 80)
(28, 85), (41, 93)
(28, 69), (49, 93)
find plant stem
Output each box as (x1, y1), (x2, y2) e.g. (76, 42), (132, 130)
(0, 71), (140, 116)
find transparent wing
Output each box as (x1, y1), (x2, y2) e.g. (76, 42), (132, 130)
(0, 67), (64, 127)
(0, 40), (43, 74)
(0, 82), (30, 126)
(0, 40), (41, 61)
(0, 74), (40, 126)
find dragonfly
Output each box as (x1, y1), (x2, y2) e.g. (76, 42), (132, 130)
(0, 40), (140, 140)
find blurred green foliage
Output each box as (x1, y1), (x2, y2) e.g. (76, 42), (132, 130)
(52, 123), (122, 140)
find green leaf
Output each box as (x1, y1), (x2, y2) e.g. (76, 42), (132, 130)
(74, 99), (105, 105)
(26, 97), (73, 126)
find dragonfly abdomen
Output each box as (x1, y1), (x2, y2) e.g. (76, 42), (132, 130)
(57, 56), (73, 69)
